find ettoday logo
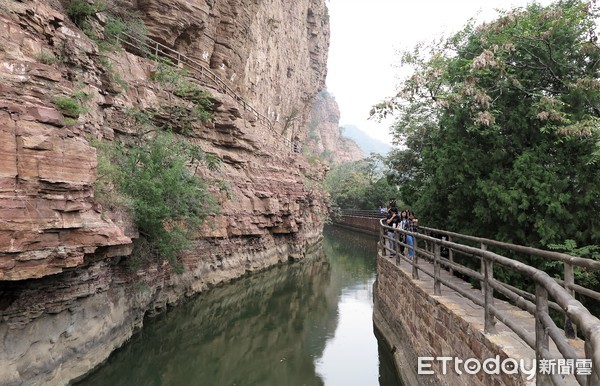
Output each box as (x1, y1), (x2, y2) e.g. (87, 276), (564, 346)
(418, 356), (543, 380)
(418, 356), (593, 379)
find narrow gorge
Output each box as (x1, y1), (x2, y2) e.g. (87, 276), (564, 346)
(0, 0), (338, 384)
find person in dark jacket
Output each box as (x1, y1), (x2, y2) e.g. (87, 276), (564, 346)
(385, 207), (400, 257)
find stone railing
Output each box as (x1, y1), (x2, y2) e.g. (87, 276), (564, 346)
(379, 220), (600, 385)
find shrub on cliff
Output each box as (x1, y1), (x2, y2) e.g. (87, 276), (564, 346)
(64, 0), (147, 51)
(150, 60), (214, 133)
(93, 131), (220, 270)
(65, 0), (99, 29)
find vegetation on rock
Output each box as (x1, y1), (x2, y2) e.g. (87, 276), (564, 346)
(93, 127), (220, 271)
(62, 0), (221, 270)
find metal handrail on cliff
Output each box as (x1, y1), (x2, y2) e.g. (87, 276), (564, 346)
(115, 32), (294, 150)
(378, 219), (600, 385)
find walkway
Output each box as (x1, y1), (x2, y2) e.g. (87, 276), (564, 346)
(333, 211), (600, 385)
(380, 251), (584, 385)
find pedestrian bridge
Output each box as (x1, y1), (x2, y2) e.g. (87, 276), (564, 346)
(333, 210), (600, 386)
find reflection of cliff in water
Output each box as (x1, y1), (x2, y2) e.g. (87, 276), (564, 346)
(79, 246), (333, 386)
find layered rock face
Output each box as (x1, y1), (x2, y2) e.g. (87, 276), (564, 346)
(306, 90), (364, 164)
(0, 0), (330, 384)
(0, 8), (132, 281)
(139, 0), (329, 137)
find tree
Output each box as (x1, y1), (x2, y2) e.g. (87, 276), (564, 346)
(373, 0), (600, 252)
(325, 155), (400, 210)
(94, 127), (220, 271)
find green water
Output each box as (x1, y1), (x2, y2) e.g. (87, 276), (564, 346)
(76, 226), (400, 386)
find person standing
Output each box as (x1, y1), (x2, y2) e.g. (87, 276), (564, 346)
(385, 207), (400, 257)
(398, 210), (409, 256)
(405, 212), (419, 259)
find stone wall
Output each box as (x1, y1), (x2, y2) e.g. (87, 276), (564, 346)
(332, 215), (381, 236)
(374, 256), (532, 386)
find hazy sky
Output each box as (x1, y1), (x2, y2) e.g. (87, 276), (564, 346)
(325, 0), (555, 144)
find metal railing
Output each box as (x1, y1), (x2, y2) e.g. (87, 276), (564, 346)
(114, 32), (294, 150)
(379, 219), (600, 386)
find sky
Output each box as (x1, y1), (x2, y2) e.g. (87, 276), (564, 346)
(325, 0), (556, 145)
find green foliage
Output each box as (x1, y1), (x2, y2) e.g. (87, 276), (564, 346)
(375, 0), (600, 250)
(66, 0), (99, 28)
(64, 117), (78, 126)
(97, 15), (126, 50)
(92, 138), (133, 212)
(99, 13), (147, 51)
(35, 49), (59, 65)
(54, 92), (89, 118)
(325, 155), (401, 210)
(547, 239), (600, 317)
(548, 240), (600, 287)
(98, 56), (129, 94)
(93, 131), (220, 270)
(103, 16), (125, 39)
(64, 0), (147, 55)
(281, 109), (299, 136)
(150, 60), (213, 132)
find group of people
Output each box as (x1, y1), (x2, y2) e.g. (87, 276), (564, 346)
(382, 200), (419, 259)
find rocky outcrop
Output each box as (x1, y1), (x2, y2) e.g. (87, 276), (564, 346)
(0, 8), (132, 281)
(0, 0), (330, 384)
(306, 90), (364, 164)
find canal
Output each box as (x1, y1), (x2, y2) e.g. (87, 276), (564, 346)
(77, 226), (401, 386)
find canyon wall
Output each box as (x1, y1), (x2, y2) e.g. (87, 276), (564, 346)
(0, 0), (330, 384)
(306, 90), (364, 164)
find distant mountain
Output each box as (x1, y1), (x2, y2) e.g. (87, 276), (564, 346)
(341, 124), (392, 156)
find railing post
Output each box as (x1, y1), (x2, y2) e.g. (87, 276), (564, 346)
(585, 340), (599, 386)
(448, 235), (454, 276)
(480, 242), (487, 290)
(434, 244), (441, 295)
(564, 262), (577, 339)
(535, 284), (550, 386)
(394, 230), (401, 265)
(379, 221), (384, 257)
(412, 233), (419, 280)
(483, 255), (496, 334)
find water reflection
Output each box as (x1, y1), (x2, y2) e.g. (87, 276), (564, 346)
(316, 227), (378, 385)
(77, 226), (399, 386)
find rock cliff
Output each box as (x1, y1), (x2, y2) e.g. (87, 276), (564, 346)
(306, 90), (363, 164)
(0, 0), (330, 384)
